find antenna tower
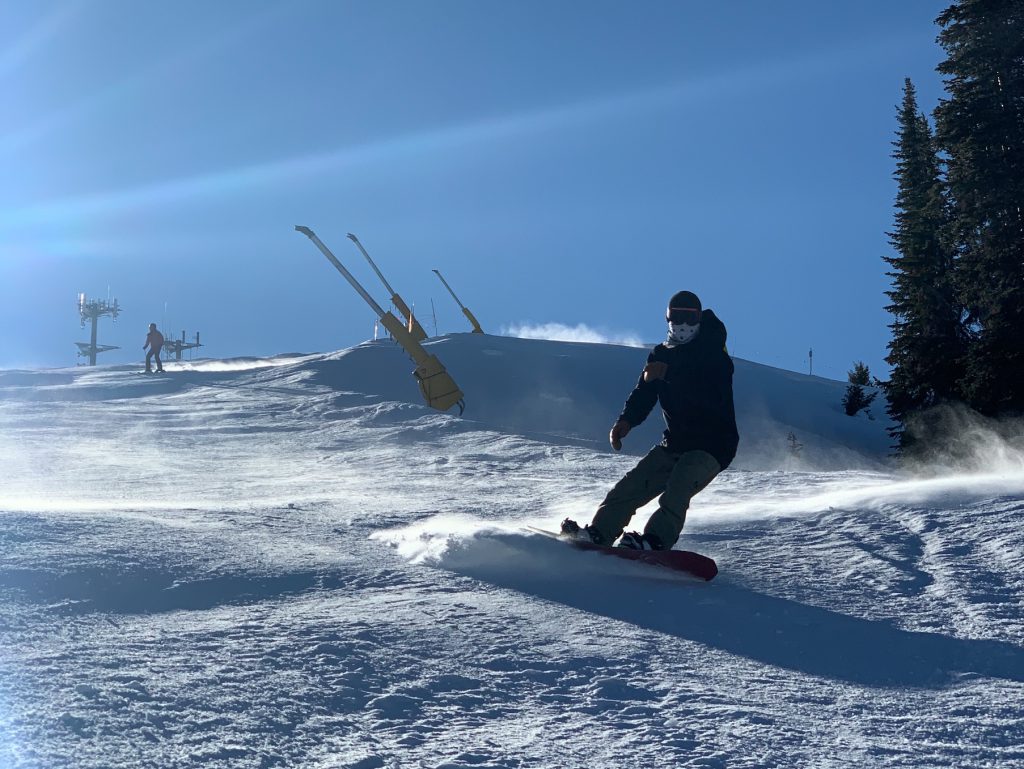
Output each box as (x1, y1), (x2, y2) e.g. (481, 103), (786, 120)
(75, 293), (120, 365)
(163, 331), (203, 361)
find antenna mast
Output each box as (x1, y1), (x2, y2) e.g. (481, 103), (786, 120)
(164, 331), (203, 361)
(75, 293), (121, 365)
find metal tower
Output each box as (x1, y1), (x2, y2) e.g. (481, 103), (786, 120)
(163, 331), (203, 361)
(76, 293), (120, 365)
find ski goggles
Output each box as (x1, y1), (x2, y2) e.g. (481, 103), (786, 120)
(667, 307), (701, 325)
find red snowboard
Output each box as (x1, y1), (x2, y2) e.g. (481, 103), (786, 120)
(527, 527), (718, 581)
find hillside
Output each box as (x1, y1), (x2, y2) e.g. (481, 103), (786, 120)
(1, 334), (1022, 768)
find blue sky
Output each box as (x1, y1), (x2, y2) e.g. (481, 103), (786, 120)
(1, 0), (948, 379)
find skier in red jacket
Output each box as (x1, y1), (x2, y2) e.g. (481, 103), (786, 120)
(144, 323), (165, 373)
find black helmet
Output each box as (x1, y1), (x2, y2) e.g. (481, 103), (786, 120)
(667, 291), (701, 324)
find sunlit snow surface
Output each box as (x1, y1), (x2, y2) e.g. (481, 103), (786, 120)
(1, 335), (1023, 768)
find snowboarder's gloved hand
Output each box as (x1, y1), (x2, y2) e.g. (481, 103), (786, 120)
(609, 419), (631, 451)
(643, 361), (668, 382)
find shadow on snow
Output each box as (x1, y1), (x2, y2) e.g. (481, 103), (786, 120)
(0, 565), (357, 615)
(435, 531), (1024, 690)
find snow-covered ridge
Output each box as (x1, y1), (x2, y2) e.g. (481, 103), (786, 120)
(0, 332), (890, 470)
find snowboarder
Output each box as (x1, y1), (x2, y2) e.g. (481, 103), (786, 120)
(143, 323), (164, 373)
(563, 291), (738, 550)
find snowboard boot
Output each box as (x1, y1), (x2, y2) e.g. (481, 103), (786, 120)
(617, 531), (666, 551)
(560, 518), (608, 546)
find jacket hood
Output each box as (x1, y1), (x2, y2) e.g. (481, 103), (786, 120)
(700, 309), (727, 348)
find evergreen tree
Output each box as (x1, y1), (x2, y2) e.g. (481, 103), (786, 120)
(842, 361), (878, 417)
(883, 79), (966, 449)
(934, 0), (1024, 415)
(848, 361), (873, 386)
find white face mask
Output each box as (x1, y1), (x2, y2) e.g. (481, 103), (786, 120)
(667, 321), (700, 346)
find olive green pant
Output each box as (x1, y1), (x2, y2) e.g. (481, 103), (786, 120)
(591, 446), (721, 548)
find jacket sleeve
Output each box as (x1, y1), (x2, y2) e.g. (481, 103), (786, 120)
(617, 349), (661, 427)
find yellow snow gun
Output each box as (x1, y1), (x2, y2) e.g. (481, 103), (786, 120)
(296, 226), (465, 415)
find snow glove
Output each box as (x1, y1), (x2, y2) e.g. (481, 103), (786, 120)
(643, 361), (668, 382)
(610, 419), (631, 451)
(610, 361), (667, 449)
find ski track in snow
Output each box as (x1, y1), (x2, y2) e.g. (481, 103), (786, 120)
(1, 338), (1023, 768)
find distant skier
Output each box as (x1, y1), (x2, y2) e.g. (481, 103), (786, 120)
(143, 323), (164, 373)
(562, 291), (738, 550)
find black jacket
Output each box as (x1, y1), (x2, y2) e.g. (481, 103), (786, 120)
(618, 309), (739, 468)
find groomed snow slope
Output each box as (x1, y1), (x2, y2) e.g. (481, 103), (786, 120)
(1, 334), (1022, 768)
